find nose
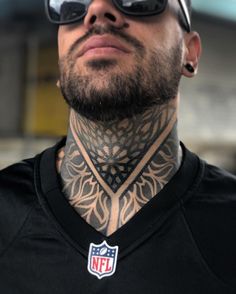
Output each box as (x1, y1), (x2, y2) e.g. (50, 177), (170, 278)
(83, 0), (127, 29)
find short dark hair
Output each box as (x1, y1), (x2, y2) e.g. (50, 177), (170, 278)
(179, 0), (192, 31)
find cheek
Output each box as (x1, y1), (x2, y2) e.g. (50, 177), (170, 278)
(132, 24), (166, 54)
(58, 28), (75, 58)
(58, 29), (66, 58)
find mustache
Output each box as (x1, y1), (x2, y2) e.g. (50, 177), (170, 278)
(68, 25), (146, 57)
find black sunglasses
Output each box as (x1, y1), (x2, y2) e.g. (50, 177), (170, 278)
(45, 0), (191, 32)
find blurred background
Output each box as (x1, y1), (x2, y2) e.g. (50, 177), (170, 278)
(0, 0), (236, 173)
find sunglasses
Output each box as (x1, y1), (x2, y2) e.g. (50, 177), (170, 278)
(45, 0), (191, 32)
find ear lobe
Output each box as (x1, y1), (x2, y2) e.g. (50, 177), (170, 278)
(182, 31), (202, 78)
(182, 63), (196, 77)
(56, 80), (61, 88)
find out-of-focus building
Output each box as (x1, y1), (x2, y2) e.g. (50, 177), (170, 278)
(0, 0), (236, 172)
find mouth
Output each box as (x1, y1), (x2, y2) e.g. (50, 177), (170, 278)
(77, 35), (131, 58)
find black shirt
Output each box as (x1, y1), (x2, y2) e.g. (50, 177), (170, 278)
(0, 139), (236, 293)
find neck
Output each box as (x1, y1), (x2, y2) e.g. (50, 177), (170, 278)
(58, 102), (182, 236)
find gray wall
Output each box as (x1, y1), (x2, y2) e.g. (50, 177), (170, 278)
(179, 17), (236, 172)
(180, 17), (236, 147)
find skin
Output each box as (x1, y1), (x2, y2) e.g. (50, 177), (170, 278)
(57, 0), (202, 236)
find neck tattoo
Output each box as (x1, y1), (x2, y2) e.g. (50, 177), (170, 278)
(57, 104), (182, 236)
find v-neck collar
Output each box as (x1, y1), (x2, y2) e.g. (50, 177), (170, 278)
(35, 138), (202, 260)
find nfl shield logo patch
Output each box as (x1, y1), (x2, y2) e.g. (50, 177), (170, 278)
(88, 240), (119, 279)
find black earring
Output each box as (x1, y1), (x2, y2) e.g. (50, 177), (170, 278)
(185, 64), (195, 73)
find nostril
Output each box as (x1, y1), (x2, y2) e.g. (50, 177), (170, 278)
(90, 15), (97, 24)
(104, 13), (116, 22)
(89, 13), (115, 24)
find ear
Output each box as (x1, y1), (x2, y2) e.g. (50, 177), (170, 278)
(182, 31), (202, 78)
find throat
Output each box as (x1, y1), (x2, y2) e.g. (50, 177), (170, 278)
(58, 104), (181, 236)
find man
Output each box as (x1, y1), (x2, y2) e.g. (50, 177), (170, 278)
(0, 0), (235, 293)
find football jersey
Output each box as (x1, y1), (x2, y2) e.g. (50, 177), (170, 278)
(0, 138), (236, 293)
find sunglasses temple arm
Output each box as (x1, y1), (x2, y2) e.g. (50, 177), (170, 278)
(178, 0), (191, 32)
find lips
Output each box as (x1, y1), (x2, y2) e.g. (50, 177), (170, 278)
(77, 35), (131, 57)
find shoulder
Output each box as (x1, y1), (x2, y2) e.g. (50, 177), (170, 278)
(197, 161), (236, 196)
(183, 159), (236, 289)
(0, 158), (35, 190)
(0, 157), (37, 204)
(0, 158), (37, 255)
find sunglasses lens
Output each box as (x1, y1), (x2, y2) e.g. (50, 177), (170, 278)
(47, 0), (167, 23)
(115, 0), (166, 14)
(48, 0), (88, 23)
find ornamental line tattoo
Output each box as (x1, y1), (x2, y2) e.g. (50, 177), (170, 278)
(58, 105), (181, 236)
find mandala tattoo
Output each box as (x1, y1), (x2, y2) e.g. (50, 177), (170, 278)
(59, 105), (180, 236)
(72, 106), (175, 191)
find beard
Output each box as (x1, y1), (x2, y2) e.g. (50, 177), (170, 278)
(59, 26), (183, 122)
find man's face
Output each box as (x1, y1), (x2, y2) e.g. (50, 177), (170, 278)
(58, 0), (185, 121)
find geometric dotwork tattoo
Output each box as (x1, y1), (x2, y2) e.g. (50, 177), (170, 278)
(71, 105), (175, 192)
(59, 140), (111, 232)
(119, 128), (179, 226)
(59, 105), (181, 236)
